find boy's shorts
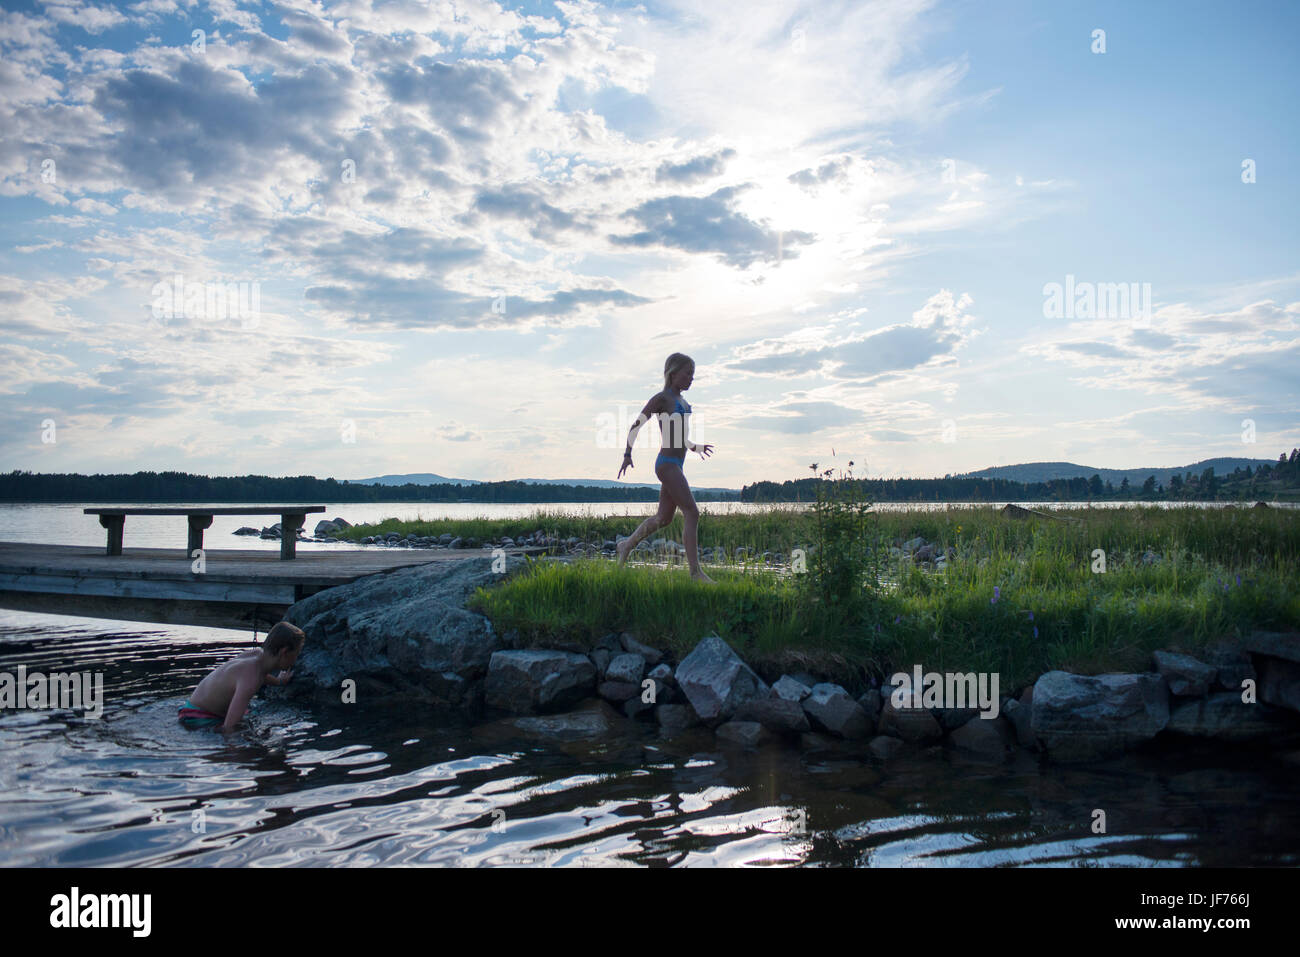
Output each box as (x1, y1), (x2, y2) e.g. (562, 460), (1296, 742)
(178, 699), (225, 728)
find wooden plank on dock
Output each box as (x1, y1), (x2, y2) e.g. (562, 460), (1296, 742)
(0, 540), (535, 631)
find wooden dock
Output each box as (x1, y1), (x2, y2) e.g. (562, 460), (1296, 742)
(0, 541), (544, 632)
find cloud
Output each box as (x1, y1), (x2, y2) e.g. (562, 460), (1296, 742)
(610, 184), (815, 268)
(655, 147), (736, 184)
(727, 290), (976, 380)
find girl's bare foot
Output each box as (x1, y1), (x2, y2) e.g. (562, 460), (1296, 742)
(690, 570), (716, 584)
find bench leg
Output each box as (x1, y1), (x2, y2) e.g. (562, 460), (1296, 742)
(280, 513), (305, 560)
(98, 515), (125, 556)
(187, 515), (213, 555)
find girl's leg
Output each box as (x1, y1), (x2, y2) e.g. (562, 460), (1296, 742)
(656, 463), (714, 583)
(617, 482), (676, 564)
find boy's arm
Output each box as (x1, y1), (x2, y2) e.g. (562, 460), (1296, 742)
(220, 675), (259, 732)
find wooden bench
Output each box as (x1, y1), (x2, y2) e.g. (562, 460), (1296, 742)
(84, 507), (327, 560)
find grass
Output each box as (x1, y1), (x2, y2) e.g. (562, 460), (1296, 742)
(349, 504), (1300, 694)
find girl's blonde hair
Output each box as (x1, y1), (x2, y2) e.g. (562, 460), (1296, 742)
(663, 353), (694, 392)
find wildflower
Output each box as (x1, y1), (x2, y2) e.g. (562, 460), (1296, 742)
(1236, 574), (1241, 587)
(894, 615), (902, 624)
(1027, 610), (1034, 621)
(1033, 626), (1039, 638)
(991, 586), (1000, 605)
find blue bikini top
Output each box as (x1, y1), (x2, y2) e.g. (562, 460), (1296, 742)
(669, 395), (690, 415)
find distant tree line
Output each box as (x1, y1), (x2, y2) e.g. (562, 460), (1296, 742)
(0, 470), (733, 503)
(742, 449), (1300, 503)
(1, 450), (1295, 504)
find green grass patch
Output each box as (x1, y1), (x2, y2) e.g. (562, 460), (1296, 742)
(456, 504), (1299, 692)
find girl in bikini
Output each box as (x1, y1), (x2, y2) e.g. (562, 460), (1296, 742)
(616, 352), (716, 583)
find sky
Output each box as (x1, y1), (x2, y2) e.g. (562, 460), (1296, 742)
(1, 0), (1297, 488)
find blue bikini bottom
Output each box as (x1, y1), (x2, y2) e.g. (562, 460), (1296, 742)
(655, 452), (685, 470)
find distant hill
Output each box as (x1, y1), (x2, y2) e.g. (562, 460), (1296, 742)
(350, 472), (479, 486)
(953, 457), (1274, 486)
(352, 472), (740, 493)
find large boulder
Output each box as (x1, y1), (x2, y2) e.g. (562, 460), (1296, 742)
(674, 635), (768, 725)
(284, 555), (528, 703)
(1030, 671), (1169, 761)
(484, 649), (597, 714)
(802, 683), (871, 739)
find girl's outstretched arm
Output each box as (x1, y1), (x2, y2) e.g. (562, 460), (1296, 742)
(619, 394), (667, 478)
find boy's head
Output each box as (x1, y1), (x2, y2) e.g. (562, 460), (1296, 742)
(264, 621), (306, 669)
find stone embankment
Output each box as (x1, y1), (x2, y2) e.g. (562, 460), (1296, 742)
(279, 556), (1300, 761)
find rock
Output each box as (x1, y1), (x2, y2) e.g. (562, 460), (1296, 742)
(735, 697), (811, 734)
(1203, 640), (1256, 692)
(1004, 696), (1037, 751)
(1165, 693), (1299, 740)
(605, 652), (646, 685)
(674, 635), (768, 725)
(589, 648), (612, 677)
(484, 650), (596, 714)
(624, 695), (655, 719)
(802, 683), (871, 739)
(330, 517), (351, 528)
(878, 698), (944, 743)
(510, 700), (620, 741)
(856, 692), (882, 727)
(597, 680), (640, 703)
(647, 662), (674, 686)
(1152, 650), (1216, 697)
(619, 632), (663, 666)
(948, 715), (1014, 755)
(934, 707), (980, 731)
(656, 704), (698, 735)
(1244, 630), (1300, 665)
(869, 735), (904, 760)
(771, 675), (812, 702)
(901, 537), (926, 553)
(232, 526), (260, 536)
(314, 519), (340, 536)
(715, 720), (768, 748)
(595, 632), (624, 654)
(914, 544), (935, 561)
(1257, 657), (1300, 713)
(1030, 671), (1170, 761)
(284, 555), (525, 702)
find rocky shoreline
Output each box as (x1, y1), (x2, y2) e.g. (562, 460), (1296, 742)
(274, 555), (1300, 763)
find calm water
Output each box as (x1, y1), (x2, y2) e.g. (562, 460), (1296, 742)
(2, 502), (1299, 866)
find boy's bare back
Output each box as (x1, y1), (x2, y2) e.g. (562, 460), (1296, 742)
(190, 652), (263, 717)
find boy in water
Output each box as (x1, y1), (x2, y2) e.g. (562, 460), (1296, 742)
(178, 621), (305, 732)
